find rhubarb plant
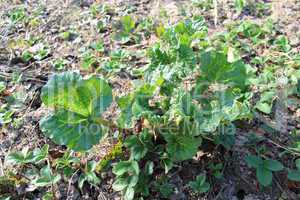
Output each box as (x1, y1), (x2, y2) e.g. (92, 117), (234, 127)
(38, 17), (297, 200)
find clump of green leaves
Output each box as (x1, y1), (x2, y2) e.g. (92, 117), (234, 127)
(113, 15), (138, 44)
(78, 161), (100, 189)
(21, 43), (50, 62)
(245, 155), (283, 186)
(209, 163), (223, 179)
(234, 0), (246, 14)
(189, 174), (210, 193)
(112, 160), (140, 200)
(0, 105), (15, 125)
(59, 30), (78, 41)
(31, 165), (61, 187)
(9, 7), (26, 23)
(51, 58), (68, 70)
(81, 52), (97, 69)
(6, 145), (49, 165)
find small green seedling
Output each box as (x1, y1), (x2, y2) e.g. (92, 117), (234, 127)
(6, 147), (34, 165)
(81, 52), (97, 69)
(124, 130), (153, 160)
(9, 7), (26, 23)
(78, 161), (101, 189)
(0, 106), (15, 125)
(22, 44), (50, 62)
(154, 182), (174, 198)
(234, 0), (246, 14)
(6, 145), (49, 165)
(52, 58), (68, 70)
(245, 155), (283, 186)
(188, 174), (210, 193)
(59, 31), (78, 41)
(31, 165), (61, 187)
(209, 163), (223, 179)
(90, 40), (105, 52)
(54, 151), (80, 177)
(113, 15), (136, 44)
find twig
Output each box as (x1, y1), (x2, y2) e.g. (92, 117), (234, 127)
(267, 138), (300, 156)
(0, 159), (4, 176)
(214, 185), (226, 200)
(66, 169), (80, 199)
(213, 0), (218, 27)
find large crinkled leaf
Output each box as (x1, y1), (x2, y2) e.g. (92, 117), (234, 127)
(40, 110), (105, 151)
(200, 51), (247, 89)
(41, 72), (112, 117)
(40, 72), (113, 151)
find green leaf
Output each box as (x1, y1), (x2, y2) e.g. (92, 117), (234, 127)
(164, 134), (201, 161)
(121, 15), (135, 33)
(117, 94), (135, 128)
(234, 0), (246, 13)
(90, 40), (104, 52)
(264, 159), (284, 172)
(189, 174), (210, 193)
(41, 72), (112, 117)
(32, 165), (61, 187)
(255, 102), (272, 114)
(85, 171), (101, 186)
(162, 157), (173, 174)
(255, 91), (275, 114)
(124, 130), (153, 160)
(0, 110), (15, 124)
(83, 161), (101, 186)
(113, 161), (140, 177)
(113, 32), (131, 44)
(117, 83), (156, 128)
(155, 183), (173, 198)
(245, 155), (262, 168)
(124, 186), (135, 200)
(127, 175), (139, 188)
(112, 176), (128, 191)
(6, 147), (34, 164)
(21, 50), (33, 62)
(287, 170), (300, 182)
(256, 166), (272, 186)
(78, 174), (87, 189)
(40, 72), (113, 151)
(81, 53), (96, 69)
(42, 192), (54, 200)
(40, 110), (105, 151)
(124, 135), (147, 160)
(32, 144), (49, 163)
(86, 160), (98, 172)
(145, 161), (154, 175)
